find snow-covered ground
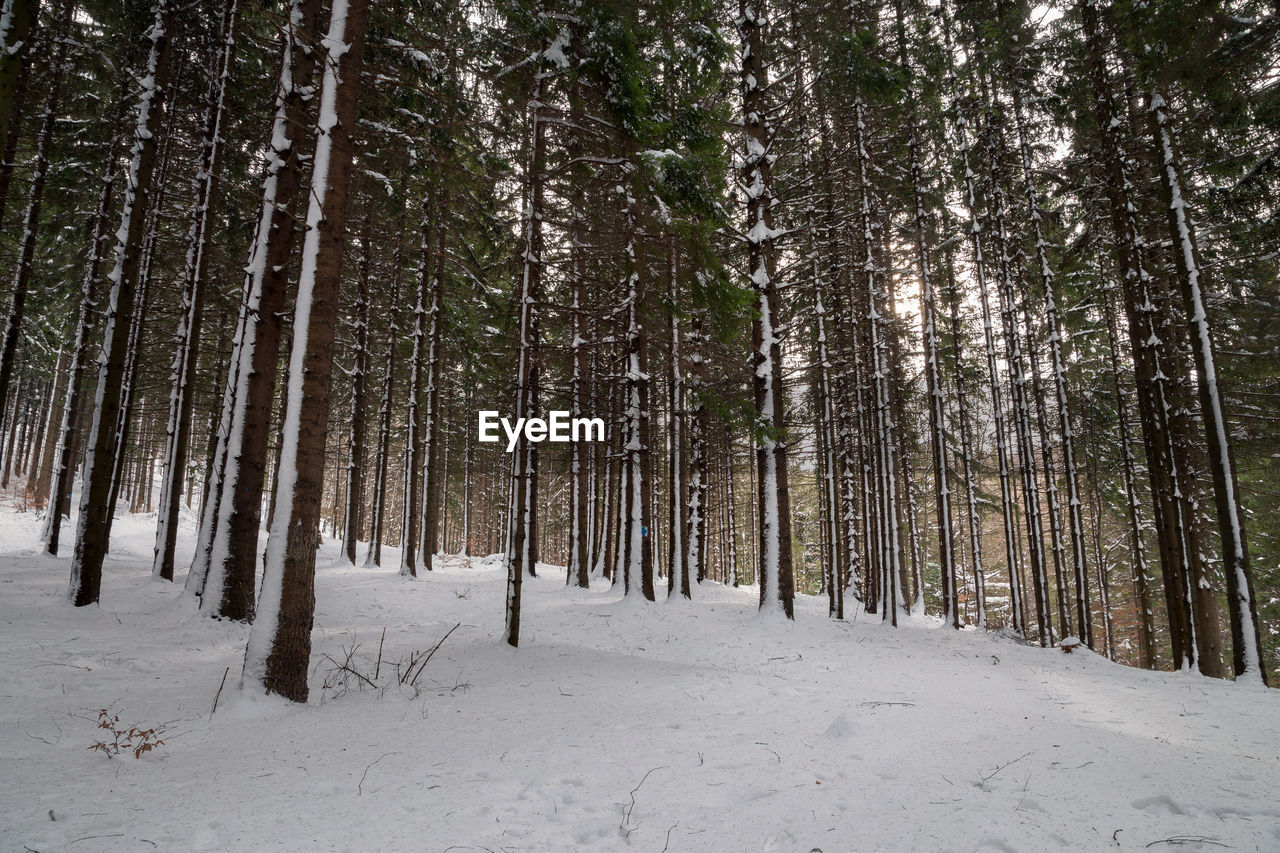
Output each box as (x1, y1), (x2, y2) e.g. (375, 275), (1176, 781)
(1, 504), (1277, 852)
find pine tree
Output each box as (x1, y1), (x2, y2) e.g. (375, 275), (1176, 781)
(68, 0), (176, 606)
(242, 0), (370, 702)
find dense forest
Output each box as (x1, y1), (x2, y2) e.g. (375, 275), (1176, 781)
(1, 0), (1277, 703)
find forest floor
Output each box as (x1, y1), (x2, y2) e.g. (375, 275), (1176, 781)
(0, 504), (1277, 852)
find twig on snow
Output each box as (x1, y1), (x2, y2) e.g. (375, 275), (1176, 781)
(661, 820), (680, 853)
(210, 667), (230, 720)
(1145, 837), (1229, 849)
(621, 765), (667, 833)
(978, 751), (1032, 789)
(359, 752), (398, 795)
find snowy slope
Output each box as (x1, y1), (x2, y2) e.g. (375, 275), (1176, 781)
(0, 506), (1277, 852)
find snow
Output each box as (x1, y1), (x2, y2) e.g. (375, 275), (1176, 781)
(0, 0), (14, 50)
(542, 30), (569, 70)
(1, 506), (1278, 851)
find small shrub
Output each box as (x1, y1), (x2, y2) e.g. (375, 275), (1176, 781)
(319, 623), (461, 702)
(88, 710), (166, 759)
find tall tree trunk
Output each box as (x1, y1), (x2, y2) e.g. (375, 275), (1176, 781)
(944, 1), (1023, 633)
(459, 379), (472, 556)
(1082, 0), (1198, 670)
(895, 0), (955, 626)
(1024, 308), (1071, 636)
(1102, 282), (1157, 667)
(685, 312), (708, 591)
(419, 196), (446, 572)
(852, 92), (899, 626)
(1147, 91), (1269, 686)
(32, 343), (68, 505)
(242, 0), (369, 702)
(342, 226), (372, 564)
(42, 124), (120, 555)
(400, 190), (431, 578)
(505, 55), (547, 645)
(1009, 64), (1092, 647)
(68, 0), (174, 606)
(666, 238), (688, 600)
(194, 0), (321, 620)
(986, 126), (1052, 645)
(152, 0), (237, 581)
(568, 187), (589, 588)
(0, 9), (65, 435)
(365, 238), (402, 567)
(619, 173), (653, 600)
(0, 0), (38, 168)
(741, 0), (793, 619)
(944, 243), (985, 628)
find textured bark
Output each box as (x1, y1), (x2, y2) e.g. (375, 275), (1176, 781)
(242, 0), (369, 702)
(400, 193), (430, 578)
(419, 197), (446, 572)
(342, 227), (372, 564)
(0, 0), (37, 177)
(152, 0), (237, 581)
(364, 239), (402, 567)
(619, 176), (653, 601)
(1147, 91), (1268, 685)
(685, 311), (708, 592)
(0, 14), (64, 437)
(196, 0), (322, 620)
(505, 58), (547, 645)
(741, 0), (793, 618)
(1082, 0), (1197, 670)
(68, 0), (174, 606)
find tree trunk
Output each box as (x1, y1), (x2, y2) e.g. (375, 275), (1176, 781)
(242, 0), (369, 702)
(741, 0), (793, 619)
(568, 181), (589, 588)
(400, 191), (431, 578)
(0, 0), (38, 169)
(365, 238), (402, 567)
(505, 56), (547, 645)
(195, 0), (322, 620)
(342, 225), (372, 564)
(620, 173), (653, 601)
(0, 10), (66, 436)
(1147, 90), (1268, 686)
(1009, 64), (1092, 646)
(68, 0), (175, 606)
(419, 195), (446, 572)
(152, 0), (237, 581)
(1082, 0), (1198, 671)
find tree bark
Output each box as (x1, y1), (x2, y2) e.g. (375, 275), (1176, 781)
(68, 0), (175, 606)
(194, 0), (322, 621)
(342, 226), (371, 564)
(741, 0), (793, 619)
(152, 0), (237, 581)
(242, 0), (369, 702)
